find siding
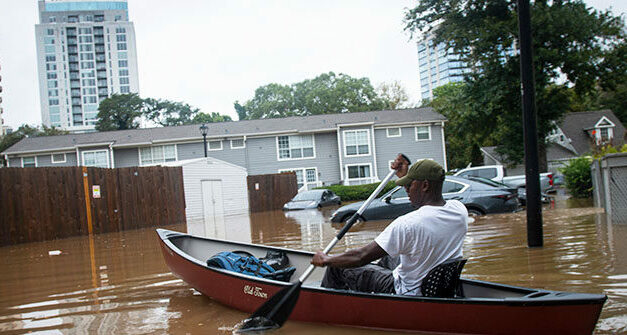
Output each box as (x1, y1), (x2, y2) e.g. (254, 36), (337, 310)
(114, 147), (139, 167)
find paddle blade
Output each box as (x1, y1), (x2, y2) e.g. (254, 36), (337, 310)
(236, 282), (302, 333)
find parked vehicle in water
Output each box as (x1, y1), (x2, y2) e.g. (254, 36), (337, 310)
(462, 176), (552, 206)
(330, 176), (518, 222)
(453, 165), (554, 193)
(283, 189), (341, 211)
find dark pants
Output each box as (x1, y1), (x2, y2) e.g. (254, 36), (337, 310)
(321, 256), (399, 294)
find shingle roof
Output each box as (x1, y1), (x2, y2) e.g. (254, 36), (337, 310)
(559, 110), (625, 154)
(2, 108), (445, 155)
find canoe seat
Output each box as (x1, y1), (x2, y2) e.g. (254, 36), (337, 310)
(421, 258), (467, 298)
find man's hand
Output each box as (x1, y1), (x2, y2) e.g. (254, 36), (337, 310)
(311, 251), (329, 267)
(390, 153), (410, 178)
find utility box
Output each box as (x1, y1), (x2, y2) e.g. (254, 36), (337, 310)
(591, 153), (627, 224)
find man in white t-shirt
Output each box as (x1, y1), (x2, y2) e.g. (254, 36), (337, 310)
(311, 156), (468, 295)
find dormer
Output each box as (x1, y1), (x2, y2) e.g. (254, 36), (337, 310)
(587, 116), (615, 145)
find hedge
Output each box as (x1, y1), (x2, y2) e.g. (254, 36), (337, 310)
(559, 157), (593, 198)
(316, 181), (398, 201)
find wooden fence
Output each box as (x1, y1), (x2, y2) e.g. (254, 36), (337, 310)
(247, 172), (298, 212)
(0, 166), (186, 246)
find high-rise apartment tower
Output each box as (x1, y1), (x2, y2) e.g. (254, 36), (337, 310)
(417, 29), (467, 101)
(35, 0), (139, 132)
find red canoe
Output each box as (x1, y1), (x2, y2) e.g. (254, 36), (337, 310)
(157, 228), (606, 334)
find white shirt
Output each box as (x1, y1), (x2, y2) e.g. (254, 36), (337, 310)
(374, 200), (468, 295)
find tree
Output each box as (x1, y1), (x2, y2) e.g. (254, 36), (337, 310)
(192, 112), (233, 124)
(95, 93), (144, 131)
(0, 124), (68, 166)
(404, 0), (627, 170)
(376, 81), (410, 109)
(235, 72), (390, 119)
(144, 98), (200, 126)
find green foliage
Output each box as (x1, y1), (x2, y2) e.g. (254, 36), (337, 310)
(376, 81), (410, 109)
(0, 124), (69, 166)
(192, 112), (232, 124)
(559, 157), (593, 198)
(404, 0), (627, 169)
(96, 93), (144, 131)
(316, 181), (397, 201)
(591, 144), (627, 160)
(144, 98), (200, 126)
(235, 72), (390, 120)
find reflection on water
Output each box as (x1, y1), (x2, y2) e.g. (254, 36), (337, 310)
(0, 201), (626, 334)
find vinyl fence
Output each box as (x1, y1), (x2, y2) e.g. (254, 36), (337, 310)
(0, 166), (186, 246)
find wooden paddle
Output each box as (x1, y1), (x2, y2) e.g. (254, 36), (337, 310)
(237, 168), (400, 333)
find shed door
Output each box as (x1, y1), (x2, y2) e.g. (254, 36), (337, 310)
(201, 180), (225, 238)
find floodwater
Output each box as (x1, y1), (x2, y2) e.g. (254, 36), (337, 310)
(1, 197), (626, 334)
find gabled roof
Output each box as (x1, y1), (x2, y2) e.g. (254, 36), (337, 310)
(559, 110), (625, 154)
(2, 108), (446, 155)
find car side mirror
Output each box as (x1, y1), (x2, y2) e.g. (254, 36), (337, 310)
(384, 196), (391, 204)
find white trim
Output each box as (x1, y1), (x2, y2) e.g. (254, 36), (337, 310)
(278, 166), (320, 191)
(374, 120), (443, 128)
(337, 121), (375, 127)
(337, 127), (344, 181)
(230, 138), (246, 149)
(371, 124), (379, 180)
(415, 125), (431, 141)
(594, 116), (615, 128)
(51, 153), (67, 164)
(386, 127), (402, 138)
(207, 140), (223, 151)
(344, 163), (375, 185)
(342, 129), (371, 157)
(440, 122), (448, 171)
(276, 134), (317, 161)
(81, 149), (110, 168)
(21, 156), (38, 168)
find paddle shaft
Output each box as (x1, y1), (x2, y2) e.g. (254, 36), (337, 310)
(297, 169), (397, 283)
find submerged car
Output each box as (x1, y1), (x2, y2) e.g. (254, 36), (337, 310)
(283, 189), (341, 211)
(463, 176), (551, 205)
(330, 176), (518, 222)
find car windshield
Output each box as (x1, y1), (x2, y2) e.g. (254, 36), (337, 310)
(291, 190), (323, 201)
(468, 176), (507, 188)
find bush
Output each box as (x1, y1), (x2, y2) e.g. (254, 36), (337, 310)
(559, 157), (593, 198)
(316, 181), (397, 201)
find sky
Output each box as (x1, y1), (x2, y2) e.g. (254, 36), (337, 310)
(0, 0), (625, 129)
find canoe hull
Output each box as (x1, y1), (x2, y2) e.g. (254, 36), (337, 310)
(157, 229), (605, 334)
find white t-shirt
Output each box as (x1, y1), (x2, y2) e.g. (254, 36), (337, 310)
(374, 200), (468, 295)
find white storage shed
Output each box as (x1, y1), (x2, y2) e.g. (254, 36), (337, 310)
(162, 157), (250, 239)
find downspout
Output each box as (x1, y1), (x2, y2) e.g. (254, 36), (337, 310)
(371, 124), (379, 181)
(440, 122), (448, 171)
(243, 135), (250, 172)
(109, 143), (115, 168)
(4, 154), (9, 167)
(76, 147), (81, 166)
(336, 126), (344, 184)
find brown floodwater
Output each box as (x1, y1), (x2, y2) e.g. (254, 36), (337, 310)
(1, 198), (626, 334)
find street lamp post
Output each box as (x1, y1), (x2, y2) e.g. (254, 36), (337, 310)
(199, 124), (208, 157)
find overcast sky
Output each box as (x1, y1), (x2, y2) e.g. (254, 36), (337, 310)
(0, 0), (625, 129)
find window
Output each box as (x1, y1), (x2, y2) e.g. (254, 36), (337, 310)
(118, 52), (127, 59)
(118, 60), (128, 67)
(51, 153), (66, 163)
(46, 63), (57, 71)
(279, 167), (319, 190)
(119, 69), (129, 76)
(443, 180), (466, 194)
(82, 150), (109, 168)
(49, 99), (59, 106)
(139, 145), (176, 166)
(230, 138), (245, 149)
(343, 130), (370, 156)
(79, 36), (92, 43)
(346, 164), (373, 185)
(80, 44), (93, 52)
(49, 16), (56, 23)
(117, 43), (127, 50)
(415, 126), (431, 141)
(46, 29), (54, 36)
(120, 86), (130, 93)
(22, 156), (37, 168)
(116, 34), (126, 42)
(208, 140), (222, 151)
(119, 77), (129, 85)
(386, 127), (401, 138)
(277, 135), (315, 160)
(48, 89), (58, 97)
(115, 27), (126, 34)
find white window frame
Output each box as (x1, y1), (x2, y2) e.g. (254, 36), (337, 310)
(415, 125), (431, 141)
(208, 140), (223, 151)
(386, 127), (402, 138)
(51, 153), (67, 164)
(137, 144), (178, 166)
(276, 134), (316, 161)
(81, 150), (110, 168)
(21, 156), (38, 168)
(278, 167), (320, 191)
(230, 138), (246, 149)
(343, 129), (371, 157)
(345, 163), (374, 185)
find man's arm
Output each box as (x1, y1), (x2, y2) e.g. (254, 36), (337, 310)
(311, 241), (388, 268)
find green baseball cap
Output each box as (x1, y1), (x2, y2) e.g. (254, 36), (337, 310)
(395, 159), (445, 186)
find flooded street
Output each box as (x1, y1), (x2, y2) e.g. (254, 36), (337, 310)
(1, 199), (626, 334)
